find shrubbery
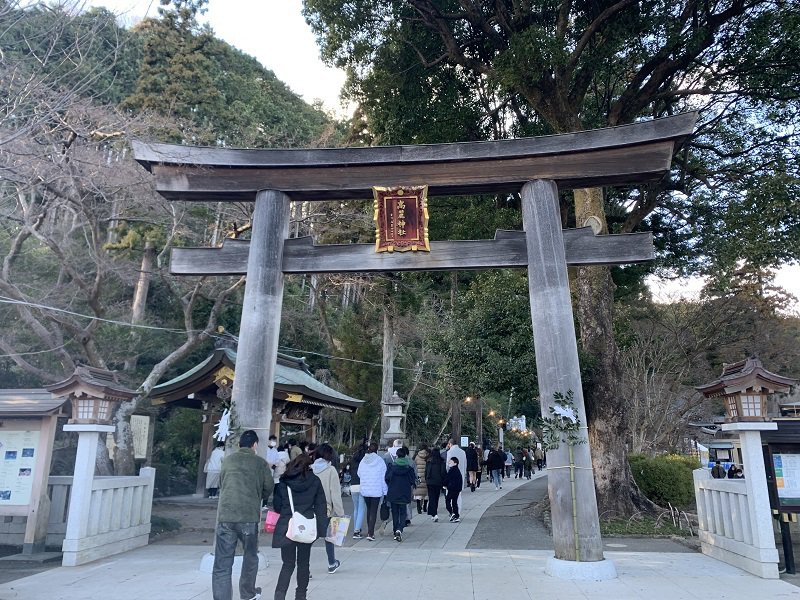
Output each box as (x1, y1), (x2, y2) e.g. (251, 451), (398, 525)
(629, 453), (699, 508)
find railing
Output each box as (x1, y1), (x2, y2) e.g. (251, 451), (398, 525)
(695, 471), (752, 543)
(693, 468), (778, 578)
(47, 476), (73, 546)
(0, 476), (72, 547)
(61, 467), (155, 566)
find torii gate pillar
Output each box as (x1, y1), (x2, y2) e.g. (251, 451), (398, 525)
(230, 189), (290, 454)
(522, 180), (616, 579)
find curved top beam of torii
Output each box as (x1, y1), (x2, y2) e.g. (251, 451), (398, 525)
(131, 112), (697, 202)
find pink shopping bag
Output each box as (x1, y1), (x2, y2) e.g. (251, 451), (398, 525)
(264, 510), (280, 533)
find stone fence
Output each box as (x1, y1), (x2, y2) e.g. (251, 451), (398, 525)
(694, 468), (778, 578)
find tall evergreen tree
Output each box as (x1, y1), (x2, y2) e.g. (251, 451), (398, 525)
(304, 0), (800, 515)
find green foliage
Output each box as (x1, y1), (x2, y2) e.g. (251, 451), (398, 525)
(124, 0), (336, 146)
(629, 453), (699, 509)
(430, 270), (539, 420)
(329, 309), (383, 439)
(152, 407), (203, 481)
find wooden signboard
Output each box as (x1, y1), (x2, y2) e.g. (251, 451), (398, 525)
(373, 185), (430, 252)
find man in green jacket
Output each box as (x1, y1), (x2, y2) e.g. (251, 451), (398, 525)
(213, 430), (274, 600)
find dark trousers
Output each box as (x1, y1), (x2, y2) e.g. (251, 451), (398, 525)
(445, 489), (460, 518)
(536, 459), (543, 471)
(274, 542), (312, 600)
(212, 521), (260, 600)
(514, 462), (523, 477)
(427, 484), (442, 517)
(391, 502), (407, 533)
(364, 496), (380, 536)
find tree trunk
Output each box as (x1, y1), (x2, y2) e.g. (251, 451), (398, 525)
(380, 307), (395, 444)
(124, 241), (155, 372)
(573, 187), (639, 517)
(112, 398), (137, 475)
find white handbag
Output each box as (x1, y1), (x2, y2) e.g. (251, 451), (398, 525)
(286, 487), (317, 543)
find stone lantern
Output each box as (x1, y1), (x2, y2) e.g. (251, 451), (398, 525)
(48, 366), (136, 427)
(696, 357), (797, 578)
(47, 367), (136, 563)
(696, 357), (795, 423)
(381, 391), (406, 446)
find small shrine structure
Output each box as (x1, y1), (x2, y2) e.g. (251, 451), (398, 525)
(150, 348), (363, 495)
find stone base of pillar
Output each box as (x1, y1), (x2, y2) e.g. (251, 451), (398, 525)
(545, 556), (617, 581)
(199, 551), (268, 573)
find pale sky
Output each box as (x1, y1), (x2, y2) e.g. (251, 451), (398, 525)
(83, 0), (800, 307)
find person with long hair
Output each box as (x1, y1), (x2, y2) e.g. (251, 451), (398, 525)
(425, 445), (446, 522)
(312, 443), (344, 574)
(413, 445), (430, 514)
(348, 440), (368, 539)
(356, 442), (387, 541)
(272, 453), (326, 600)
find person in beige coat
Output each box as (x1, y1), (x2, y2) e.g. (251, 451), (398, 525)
(413, 446), (430, 514)
(312, 443), (344, 574)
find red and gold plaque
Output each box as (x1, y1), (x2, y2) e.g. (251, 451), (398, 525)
(373, 185), (430, 253)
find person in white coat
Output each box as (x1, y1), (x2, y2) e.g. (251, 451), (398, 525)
(312, 444), (344, 574)
(356, 442), (387, 541)
(204, 442), (225, 499)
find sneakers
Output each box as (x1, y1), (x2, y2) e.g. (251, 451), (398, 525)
(448, 514), (456, 522)
(394, 530), (402, 542)
(352, 530), (363, 539)
(432, 515), (439, 522)
(452, 517), (461, 523)
(328, 560), (340, 574)
(366, 535), (375, 541)
(245, 588), (261, 600)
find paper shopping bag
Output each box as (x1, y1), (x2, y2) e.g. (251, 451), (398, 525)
(324, 515), (351, 546)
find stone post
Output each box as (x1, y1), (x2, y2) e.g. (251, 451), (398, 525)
(61, 423), (114, 565)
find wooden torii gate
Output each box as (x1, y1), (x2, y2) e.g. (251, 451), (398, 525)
(133, 112), (697, 576)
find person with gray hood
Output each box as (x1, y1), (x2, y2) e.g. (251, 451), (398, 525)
(356, 443), (387, 541)
(312, 443), (344, 574)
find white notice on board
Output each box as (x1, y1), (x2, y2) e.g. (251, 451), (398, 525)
(0, 430), (40, 505)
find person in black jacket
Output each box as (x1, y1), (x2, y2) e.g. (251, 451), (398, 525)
(443, 456), (464, 522)
(272, 454), (327, 600)
(384, 446), (416, 542)
(465, 442), (480, 492)
(425, 446), (447, 522)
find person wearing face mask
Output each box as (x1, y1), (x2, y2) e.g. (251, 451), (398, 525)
(443, 456), (463, 522)
(265, 435), (280, 470)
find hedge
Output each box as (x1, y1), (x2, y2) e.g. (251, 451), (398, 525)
(628, 453), (700, 508)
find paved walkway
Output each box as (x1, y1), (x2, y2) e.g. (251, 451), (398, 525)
(0, 471), (797, 599)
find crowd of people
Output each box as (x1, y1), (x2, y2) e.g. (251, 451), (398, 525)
(208, 431), (547, 600)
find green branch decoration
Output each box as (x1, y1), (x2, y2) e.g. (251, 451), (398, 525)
(540, 390), (586, 450)
(540, 390), (587, 562)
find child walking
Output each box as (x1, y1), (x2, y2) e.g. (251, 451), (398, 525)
(443, 456), (463, 523)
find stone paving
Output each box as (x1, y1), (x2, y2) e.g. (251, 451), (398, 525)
(0, 471), (797, 599)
